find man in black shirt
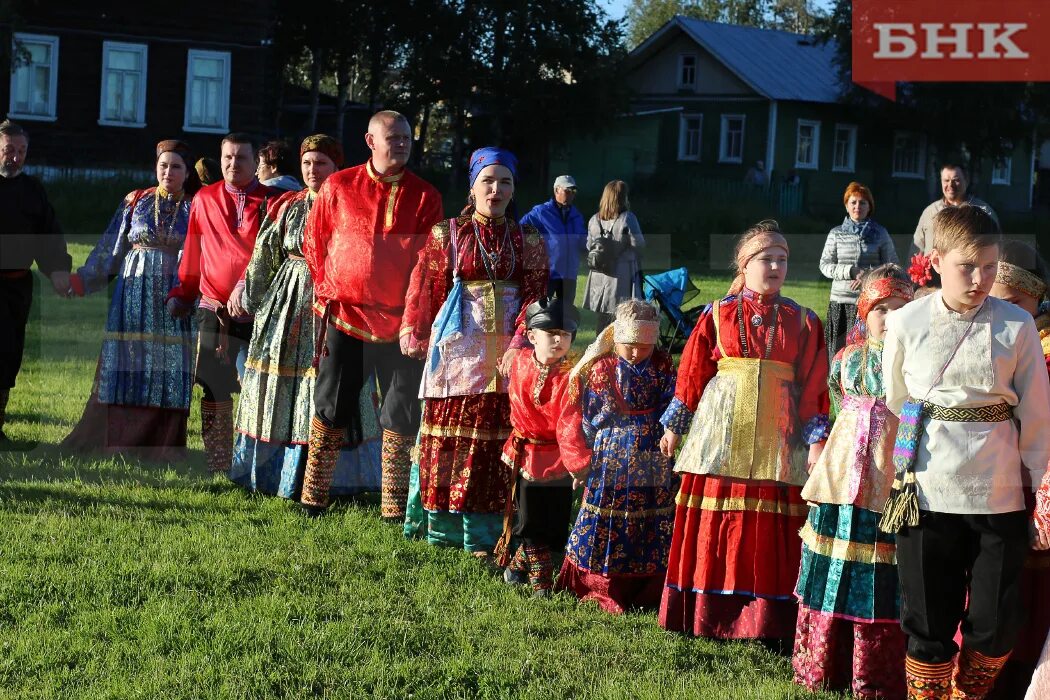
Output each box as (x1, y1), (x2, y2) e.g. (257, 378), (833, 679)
(0, 120), (71, 441)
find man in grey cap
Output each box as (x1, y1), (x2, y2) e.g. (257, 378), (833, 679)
(520, 174), (587, 302)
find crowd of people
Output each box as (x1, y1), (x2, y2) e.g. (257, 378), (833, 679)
(2, 110), (1050, 700)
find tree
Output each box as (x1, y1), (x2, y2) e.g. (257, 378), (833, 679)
(625, 0), (719, 49)
(768, 0), (818, 34)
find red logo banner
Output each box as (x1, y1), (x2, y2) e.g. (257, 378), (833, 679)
(852, 1), (1050, 99)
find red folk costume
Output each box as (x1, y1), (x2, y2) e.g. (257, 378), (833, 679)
(659, 286), (830, 640)
(168, 178), (275, 474)
(168, 180), (274, 308)
(403, 211), (548, 551)
(303, 160), (443, 343)
(501, 349), (591, 483)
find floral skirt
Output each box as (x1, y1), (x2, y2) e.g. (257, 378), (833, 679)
(792, 605), (907, 699)
(658, 473), (806, 639)
(414, 393), (512, 552)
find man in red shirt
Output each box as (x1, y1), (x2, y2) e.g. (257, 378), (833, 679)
(168, 133), (275, 472)
(301, 110), (443, 517)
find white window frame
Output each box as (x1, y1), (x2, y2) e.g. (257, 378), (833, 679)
(677, 53), (697, 90)
(98, 41), (148, 128)
(891, 131), (927, 179)
(8, 33), (59, 122)
(991, 156), (1012, 185)
(183, 49), (231, 134)
(677, 113), (702, 162)
(718, 114), (745, 164)
(795, 119), (820, 170)
(832, 123), (857, 173)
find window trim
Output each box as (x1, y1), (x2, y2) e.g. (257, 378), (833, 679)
(794, 119), (821, 170)
(182, 48), (231, 134)
(8, 32), (59, 122)
(718, 114), (745, 164)
(98, 41), (148, 128)
(832, 123), (857, 173)
(991, 156), (1012, 185)
(891, 130), (927, 180)
(677, 113), (702, 162)
(677, 53), (697, 90)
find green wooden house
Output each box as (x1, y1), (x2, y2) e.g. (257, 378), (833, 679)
(551, 16), (1035, 221)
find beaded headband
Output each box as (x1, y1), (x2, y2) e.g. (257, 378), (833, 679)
(996, 261), (1048, 300)
(613, 319), (659, 345)
(857, 278), (914, 320)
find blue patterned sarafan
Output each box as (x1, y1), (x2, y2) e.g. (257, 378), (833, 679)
(565, 350), (679, 576)
(77, 188), (195, 409)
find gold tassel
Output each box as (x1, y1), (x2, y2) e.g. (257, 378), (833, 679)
(878, 475), (920, 534)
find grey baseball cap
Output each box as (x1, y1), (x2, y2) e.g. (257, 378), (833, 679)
(553, 175), (577, 190)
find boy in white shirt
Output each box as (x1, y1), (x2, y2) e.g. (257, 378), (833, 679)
(883, 206), (1050, 699)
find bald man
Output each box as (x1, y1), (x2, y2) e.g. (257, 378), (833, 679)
(301, 110), (443, 518)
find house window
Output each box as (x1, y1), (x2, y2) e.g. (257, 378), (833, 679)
(832, 124), (857, 172)
(678, 54), (697, 89)
(795, 120), (820, 169)
(992, 156), (1012, 185)
(99, 42), (147, 127)
(183, 49), (231, 133)
(678, 114), (702, 161)
(8, 33), (59, 121)
(719, 114), (745, 163)
(892, 131), (927, 179)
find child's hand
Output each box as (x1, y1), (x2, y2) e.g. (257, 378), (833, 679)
(807, 441), (825, 471)
(660, 429), (680, 458)
(1031, 519), (1050, 551)
(498, 347), (518, 378)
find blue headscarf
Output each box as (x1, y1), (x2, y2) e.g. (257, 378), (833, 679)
(469, 147), (518, 187)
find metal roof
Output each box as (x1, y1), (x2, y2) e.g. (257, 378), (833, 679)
(632, 16), (844, 104)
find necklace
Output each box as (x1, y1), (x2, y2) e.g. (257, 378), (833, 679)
(472, 218), (514, 282)
(154, 189), (183, 238)
(737, 298), (780, 359)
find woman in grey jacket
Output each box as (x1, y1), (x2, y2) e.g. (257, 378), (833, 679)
(582, 180), (645, 332)
(819, 182), (898, 359)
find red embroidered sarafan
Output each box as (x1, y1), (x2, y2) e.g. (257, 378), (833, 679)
(302, 161), (443, 342)
(674, 290), (830, 427)
(402, 212), (549, 348)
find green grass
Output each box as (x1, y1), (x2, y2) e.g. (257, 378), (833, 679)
(0, 239), (840, 698)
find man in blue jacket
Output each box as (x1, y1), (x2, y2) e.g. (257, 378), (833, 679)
(520, 175), (587, 303)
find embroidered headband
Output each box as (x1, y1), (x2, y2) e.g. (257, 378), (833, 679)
(300, 134), (344, 169)
(469, 147), (518, 187)
(727, 230), (790, 295)
(156, 139), (191, 163)
(857, 277), (915, 320)
(613, 319), (659, 345)
(996, 261), (1048, 300)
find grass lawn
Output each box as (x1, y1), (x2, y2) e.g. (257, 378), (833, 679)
(0, 240), (841, 699)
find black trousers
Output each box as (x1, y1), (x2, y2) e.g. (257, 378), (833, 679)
(547, 276), (578, 305)
(0, 273), (35, 390)
(824, 300), (857, 363)
(896, 509), (1029, 664)
(512, 475), (574, 551)
(194, 307), (253, 403)
(313, 321), (423, 438)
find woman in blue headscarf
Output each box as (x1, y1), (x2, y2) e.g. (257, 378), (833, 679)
(400, 147), (549, 555)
